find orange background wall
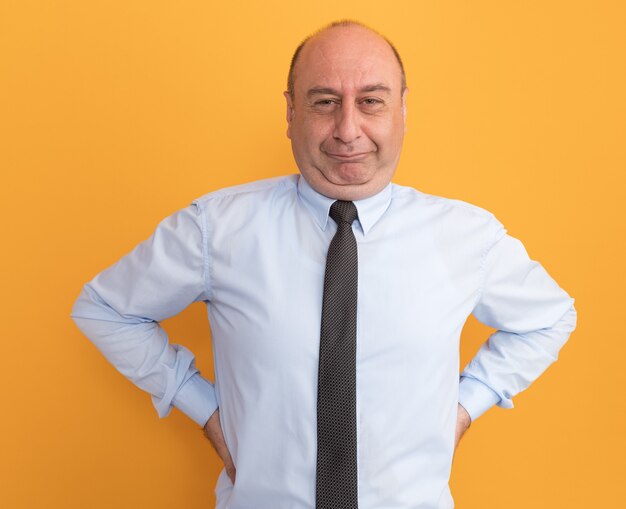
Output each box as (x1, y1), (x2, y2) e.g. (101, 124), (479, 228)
(1, 1), (624, 507)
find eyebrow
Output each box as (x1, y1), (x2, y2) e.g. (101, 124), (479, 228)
(306, 84), (392, 97)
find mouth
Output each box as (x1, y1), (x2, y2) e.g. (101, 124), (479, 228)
(324, 152), (370, 162)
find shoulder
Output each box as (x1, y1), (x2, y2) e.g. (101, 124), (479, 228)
(191, 175), (297, 208)
(390, 182), (505, 244)
(390, 182), (496, 221)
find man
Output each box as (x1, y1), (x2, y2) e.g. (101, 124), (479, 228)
(71, 21), (576, 508)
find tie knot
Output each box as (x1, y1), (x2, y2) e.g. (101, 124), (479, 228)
(329, 200), (358, 225)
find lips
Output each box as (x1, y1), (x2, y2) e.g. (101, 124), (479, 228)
(325, 152), (370, 162)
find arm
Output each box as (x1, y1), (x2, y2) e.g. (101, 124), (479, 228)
(70, 202), (218, 427)
(458, 218), (577, 422)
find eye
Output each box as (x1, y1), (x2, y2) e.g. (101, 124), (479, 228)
(311, 98), (340, 112)
(315, 99), (337, 107)
(360, 97), (384, 107)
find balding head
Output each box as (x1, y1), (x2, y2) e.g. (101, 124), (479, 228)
(287, 20), (406, 99)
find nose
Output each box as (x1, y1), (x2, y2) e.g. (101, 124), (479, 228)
(333, 102), (362, 144)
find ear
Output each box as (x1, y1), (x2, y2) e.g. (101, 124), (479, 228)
(284, 91), (295, 139)
(401, 87), (409, 132)
(402, 88), (409, 132)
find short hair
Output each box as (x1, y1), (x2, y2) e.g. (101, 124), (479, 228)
(287, 20), (407, 99)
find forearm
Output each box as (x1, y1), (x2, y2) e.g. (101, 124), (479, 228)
(71, 283), (218, 426)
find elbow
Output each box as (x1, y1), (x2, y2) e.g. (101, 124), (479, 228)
(547, 297), (577, 335)
(563, 300), (578, 335)
(69, 282), (116, 325)
(548, 300), (577, 353)
(70, 282), (95, 321)
(70, 283), (88, 320)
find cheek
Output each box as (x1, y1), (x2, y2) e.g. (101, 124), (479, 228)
(369, 119), (405, 152)
(295, 118), (331, 147)
(362, 125), (390, 150)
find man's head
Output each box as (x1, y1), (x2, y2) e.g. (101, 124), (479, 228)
(285, 21), (408, 201)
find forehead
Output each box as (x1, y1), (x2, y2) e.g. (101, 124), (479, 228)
(294, 27), (402, 93)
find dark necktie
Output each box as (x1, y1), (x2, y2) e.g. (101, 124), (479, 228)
(316, 200), (359, 509)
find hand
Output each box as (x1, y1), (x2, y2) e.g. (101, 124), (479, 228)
(203, 408), (236, 484)
(454, 403), (472, 451)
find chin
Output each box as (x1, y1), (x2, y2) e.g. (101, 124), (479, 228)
(320, 180), (382, 201)
(328, 164), (374, 185)
(301, 163), (393, 200)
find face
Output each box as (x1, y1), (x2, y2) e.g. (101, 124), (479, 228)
(285, 26), (408, 201)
